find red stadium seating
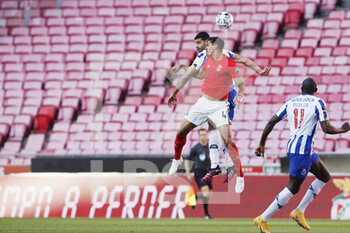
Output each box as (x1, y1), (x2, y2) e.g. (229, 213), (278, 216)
(33, 106), (57, 133)
(0, 0), (348, 159)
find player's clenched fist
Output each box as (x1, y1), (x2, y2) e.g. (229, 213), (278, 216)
(341, 122), (350, 132)
(167, 93), (177, 108)
(255, 145), (265, 158)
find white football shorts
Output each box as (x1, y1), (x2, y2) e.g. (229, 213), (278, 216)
(184, 96), (230, 128)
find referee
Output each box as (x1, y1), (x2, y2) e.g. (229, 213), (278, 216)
(184, 128), (213, 219)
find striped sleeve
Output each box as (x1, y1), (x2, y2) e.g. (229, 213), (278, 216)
(315, 98), (329, 122)
(191, 52), (207, 70)
(275, 102), (288, 119)
(223, 49), (235, 59)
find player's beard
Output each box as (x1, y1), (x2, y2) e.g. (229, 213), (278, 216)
(198, 47), (205, 53)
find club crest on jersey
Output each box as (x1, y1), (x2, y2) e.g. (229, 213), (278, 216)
(234, 67), (241, 76)
(301, 169), (307, 176)
(217, 65), (222, 71)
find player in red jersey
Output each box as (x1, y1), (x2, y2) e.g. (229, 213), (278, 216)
(170, 32), (271, 192)
(168, 37), (245, 193)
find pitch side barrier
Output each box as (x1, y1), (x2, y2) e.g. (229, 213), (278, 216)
(281, 152), (350, 173)
(31, 154), (276, 174)
(0, 173), (349, 219)
(31, 152), (350, 174)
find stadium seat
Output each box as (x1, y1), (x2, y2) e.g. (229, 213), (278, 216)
(276, 48), (294, 58)
(241, 22), (262, 47)
(0, 0), (345, 158)
(0, 123), (10, 138)
(304, 0), (319, 19)
(263, 13), (283, 39)
(22, 133), (45, 154)
(1, 141), (22, 154)
(284, 3), (304, 28)
(34, 106), (57, 133)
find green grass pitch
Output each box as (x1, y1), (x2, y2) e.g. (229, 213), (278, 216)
(0, 218), (350, 233)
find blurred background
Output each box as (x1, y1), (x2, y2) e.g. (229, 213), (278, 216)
(0, 0), (349, 174)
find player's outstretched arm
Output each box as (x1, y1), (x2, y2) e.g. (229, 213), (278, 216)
(233, 54), (271, 76)
(255, 115), (282, 157)
(170, 64), (189, 75)
(171, 64), (205, 80)
(233, 77), (245, 109)
(320, 120), (350, 134)
(167, 66), (198, 108)
(194, 68), (205, 80)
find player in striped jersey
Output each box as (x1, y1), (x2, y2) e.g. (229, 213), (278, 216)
(254, 78), (350, 233)
(169, 32), (271, 193)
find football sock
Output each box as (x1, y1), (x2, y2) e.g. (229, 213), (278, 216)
(220, 133), (234, 167)
(223, 148), (234, 167)
(297, 179), (326, 213)
(261, 187), (294, 222)
(202, 197), (209, 216)
(174, 134), (186, 160)
(208, 130), (220, 169)
(228, 142), (244, 177)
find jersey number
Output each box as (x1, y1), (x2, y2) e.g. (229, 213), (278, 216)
(293, 108), (305, 129)
(222, 111), (227, 119)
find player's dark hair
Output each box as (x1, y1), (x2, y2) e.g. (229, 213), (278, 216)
(209, 37), (224, 50)
(301, 77), (318, 95)
(194, 32), (210, 41)
(198, 128), (207, 134)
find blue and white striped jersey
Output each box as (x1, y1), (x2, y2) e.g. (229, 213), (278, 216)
(191, 49), (235, 70)
(275, 94), (329, 155)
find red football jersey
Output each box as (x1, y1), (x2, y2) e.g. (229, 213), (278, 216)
(201, 55), (241, 100)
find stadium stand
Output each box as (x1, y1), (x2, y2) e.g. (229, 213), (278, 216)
(0, 0), (349, 167)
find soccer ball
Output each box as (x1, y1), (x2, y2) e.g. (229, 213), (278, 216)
(216, 12), (233, 30)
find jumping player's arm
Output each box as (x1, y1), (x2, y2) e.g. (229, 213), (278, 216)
(195, 68), (206, 80)
(232, 53), (271, 76)
(167, 66), (198, 108)
(316, 100), (350, 134)
(171, 65), (206, 81)
(232, 77), (245, 109)
(255, 102), (288, 157)
(229, 65), (245, 109)
(172, 50), (206, 75)
(170, 64), (189, 75)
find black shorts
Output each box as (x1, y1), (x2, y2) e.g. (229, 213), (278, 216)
(194, 169), (213, 190)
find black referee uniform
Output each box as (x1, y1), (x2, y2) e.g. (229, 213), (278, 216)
(186, 142), (213, 190)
